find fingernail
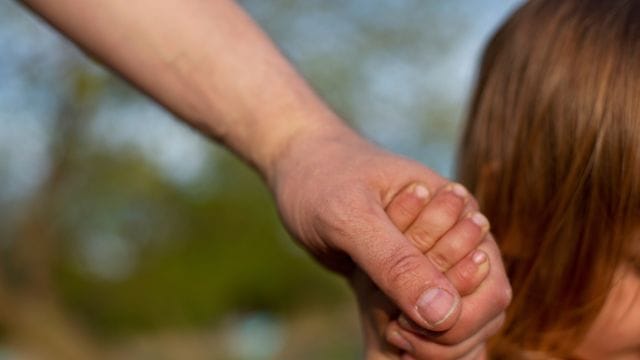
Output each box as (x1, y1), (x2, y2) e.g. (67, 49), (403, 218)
(416, 288), (458, 326)
(398, 314), (412, 329)
(472, 250), (488, 265)
(469, 212), (490, 231)
(451, 183), (468, 198)
(388, 330), (413, 353)
(413, 184), (430, 199)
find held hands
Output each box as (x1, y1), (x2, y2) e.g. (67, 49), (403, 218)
(352, 183), (506, 359)
(269, 123), (511, 358)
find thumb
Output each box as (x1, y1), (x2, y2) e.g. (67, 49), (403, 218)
(344, 208), (461, 331)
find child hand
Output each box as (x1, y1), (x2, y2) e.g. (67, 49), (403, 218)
(351, 182), (497, 360)
(385, 182), (491, 297)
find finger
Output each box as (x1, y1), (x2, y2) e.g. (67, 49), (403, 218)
(387, 312), (505, 360)
(426, 212), (490, 272)
(404, 183), (470, 253)
(385, 182), (431, 232)
(459, 344), (487, 360)
(344, 207), (462, 331)
(349, 269), (401, 356)
(394, 235), (511, 346)
(445, 249), (491, 296)
(429, 235), (511, 345)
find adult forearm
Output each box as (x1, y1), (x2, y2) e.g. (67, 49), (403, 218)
(21, 0), (345, 178)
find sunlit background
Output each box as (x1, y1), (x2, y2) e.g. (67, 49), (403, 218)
(0, 1), (521, 359)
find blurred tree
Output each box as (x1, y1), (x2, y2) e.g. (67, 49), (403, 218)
(0, 63), (105, 359)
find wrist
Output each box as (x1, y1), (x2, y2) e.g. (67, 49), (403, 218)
(260, 110), (359, 188)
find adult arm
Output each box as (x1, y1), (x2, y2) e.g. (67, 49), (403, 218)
(21, 0), (510, 340)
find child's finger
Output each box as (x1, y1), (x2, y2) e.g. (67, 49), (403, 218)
(404, 184), (469, 253)
(385, 312), (505, 359)
(445, 249), (491, 296)
(425, 212), (490, 272)
(385, 182), (431, 232)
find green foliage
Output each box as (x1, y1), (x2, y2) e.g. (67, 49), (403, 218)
(55, 147), (350, 336)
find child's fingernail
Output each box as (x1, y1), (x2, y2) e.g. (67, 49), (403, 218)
(472, 250), (488, 265)
(398, 314), (412, 329)
(451, 183), (468, 198)
(416, 287), (458, 327)
(469, 212), (490, 231)
(388, 330), (413, 353)
(413, 184), (430, 199)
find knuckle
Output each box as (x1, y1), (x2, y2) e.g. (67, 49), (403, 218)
(384, 248), (424, 289)
(458, 222), (482, 242)
(491, 278), (513, 311)
(392, 202), (419, 228)
(428, 250), (452, 272)
(314, 194), (371, 240)
(482, 286), (512, 319)
(500, 283), (513, 309)
(406, 230), (435, 251)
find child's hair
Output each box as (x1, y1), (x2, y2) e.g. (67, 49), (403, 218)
(457, 0), (640, 357)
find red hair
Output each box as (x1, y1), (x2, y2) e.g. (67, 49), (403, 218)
(458, 0), (640, 357)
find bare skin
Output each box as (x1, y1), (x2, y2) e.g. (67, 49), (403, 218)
(20, 0), (511, 355)
(573, 261), (640, 360)
(353, 182), (506, 359)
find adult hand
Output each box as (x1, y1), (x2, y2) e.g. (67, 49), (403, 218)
(386, 235), (508, 359)
(347, 175), (509, 359)
(355, 255), (506, 360)
(352, 231), (506, 359)
(270, 122), (511, 336)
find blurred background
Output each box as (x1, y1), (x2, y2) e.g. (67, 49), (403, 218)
(0, 1), (521, 359)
